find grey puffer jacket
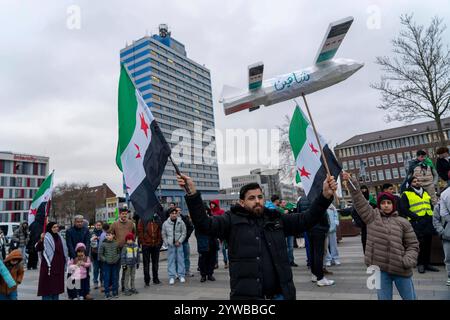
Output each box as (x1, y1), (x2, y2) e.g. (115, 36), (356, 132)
(433, 203), (450, 241)
(348, 177), (419, 277)
(161, 217), (186, 247)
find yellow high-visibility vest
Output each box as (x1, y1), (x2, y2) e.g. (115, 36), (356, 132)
(403, 191), (433, 218)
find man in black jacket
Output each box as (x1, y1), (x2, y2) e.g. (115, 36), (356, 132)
(176, 173), (337, 300)
(436, 147), (450, 187)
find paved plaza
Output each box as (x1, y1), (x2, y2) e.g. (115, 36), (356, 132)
(17, 236), (450, 300)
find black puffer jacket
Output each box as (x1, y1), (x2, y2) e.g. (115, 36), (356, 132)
(186, 192), (332, 300)
(297, 197), (329, 235)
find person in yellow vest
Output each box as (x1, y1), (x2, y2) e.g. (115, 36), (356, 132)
(400, 176), (439, 273)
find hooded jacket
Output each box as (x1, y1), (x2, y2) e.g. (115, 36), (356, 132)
(0, 249), (24, 295)
(210, 200), (225, 216)
(185, 191), (332, 300)
(348, 177), (419, 277)
(161, 217), (186, 247)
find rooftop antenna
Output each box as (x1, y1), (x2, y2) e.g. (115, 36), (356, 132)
(159, 23), (170, 38)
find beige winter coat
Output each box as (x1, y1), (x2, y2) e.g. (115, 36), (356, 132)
(348, 177), (419, 277)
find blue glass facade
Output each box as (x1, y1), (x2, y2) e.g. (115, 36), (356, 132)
(120, 33), (219, 209)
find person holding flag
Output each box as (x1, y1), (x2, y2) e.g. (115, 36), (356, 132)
(27, 171), (55, 270)
(289, 104), (341, 286)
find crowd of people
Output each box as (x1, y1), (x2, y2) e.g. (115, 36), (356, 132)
(0, 148), (449, 301)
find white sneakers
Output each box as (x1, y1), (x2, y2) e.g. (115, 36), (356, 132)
(180, 277), (186, 283)
(169, 278), (175, 285)
(311, 275), (317, 282)
(317, 277), (335, 287)
(325, 261), (332, 267)
(334, 261), (341, 266)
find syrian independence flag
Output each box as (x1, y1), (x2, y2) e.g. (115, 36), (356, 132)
(115, 64), (171, 226)
(289, 105), (341, 202)
(28, 171), (54, 225)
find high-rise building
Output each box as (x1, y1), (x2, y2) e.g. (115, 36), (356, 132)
(0, 151), (49, 222)
(334, 117), (450, 199)
(120, 24), (220, 208)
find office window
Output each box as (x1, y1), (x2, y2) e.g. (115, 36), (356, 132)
(400, 167), (406, 178)
(392, 168), (399, 179)
(397, 153), (403, 163)
(390, 154), (396, 164)
(378, 170), (384, 181)
(375, 156), (382, 166)
(371, 171), (378, 182)
(385, 169), (392, 180)
(355, 160), (360, 169)
(368, 157), (375, 167)
(342, 161), (348, 170)
(382, 155), (389, 165)
(404, 151), (411, 161)
(348, 160), (354, 170)
(365, 174), (371, 182)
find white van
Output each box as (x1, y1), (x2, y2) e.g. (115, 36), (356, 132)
(0, 222), (20, 245)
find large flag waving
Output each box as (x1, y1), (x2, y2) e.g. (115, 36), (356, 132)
(116, 64), (171, 226)
(28, 170), (54, 225)
(289, 105), (341, 202)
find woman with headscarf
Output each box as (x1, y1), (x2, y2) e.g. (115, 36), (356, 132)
(36, 222), (68, 300)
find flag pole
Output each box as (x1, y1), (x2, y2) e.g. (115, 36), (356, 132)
(298, 94), (340, 205)
(169, 155), (191, 194)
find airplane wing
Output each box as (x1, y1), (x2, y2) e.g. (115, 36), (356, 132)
(248, 62), (264, 91)
(314, 16), (354, 64)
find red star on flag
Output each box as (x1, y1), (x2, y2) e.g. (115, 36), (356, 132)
(309, 142), (319, 155)
(30, 208), (37, 215)
(298, 166), (311, 179)
(139, 112), (149, 138)
(134, 143), (141, 159)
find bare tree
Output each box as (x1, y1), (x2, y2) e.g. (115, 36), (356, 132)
(277, 115), (297, 183)
(51, 182), (96, 226)
(372, 14), (450, 145)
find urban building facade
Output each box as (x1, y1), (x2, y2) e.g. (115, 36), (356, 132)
(334, 117), (450, 199)
(0, 151), (49, 222)
(120, 24), (220, 210)
(95, 196), (128, 223)
(227, 168), (300, 202)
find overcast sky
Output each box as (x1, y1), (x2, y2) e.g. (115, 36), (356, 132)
(1, 0), (449, 194)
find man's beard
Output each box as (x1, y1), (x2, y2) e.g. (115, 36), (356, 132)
(249, 205), (264, 216)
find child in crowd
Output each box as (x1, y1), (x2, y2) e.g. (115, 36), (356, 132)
(342, 171), (419, 300)
(162, 208), (186, 285)
(99, 231), (120, 299)
(68, 243), (92, 300)
(0, 249), (24, 300)
(121, 232), (140, 295)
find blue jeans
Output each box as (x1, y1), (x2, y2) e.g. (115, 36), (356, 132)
(286, 236), (294, 264)
(183, 242), (190, 273)
(377, 271), (417, 300)
(215, 241), (229, 264)
(103, 263), (119, 295)
(92, 258), (101, 285)
(325, 232), (340, 263)
(221, 240), (228, 264)
(168, 245), (185, 279)
(0, 291), (17, 300)
(42, 294), (59, 300)
(304, 232), (311, 266)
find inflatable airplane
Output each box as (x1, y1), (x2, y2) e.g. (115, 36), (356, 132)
(220, 16), (364, 115)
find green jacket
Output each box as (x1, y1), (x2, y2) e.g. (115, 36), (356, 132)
(99, 240), (120, 264)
